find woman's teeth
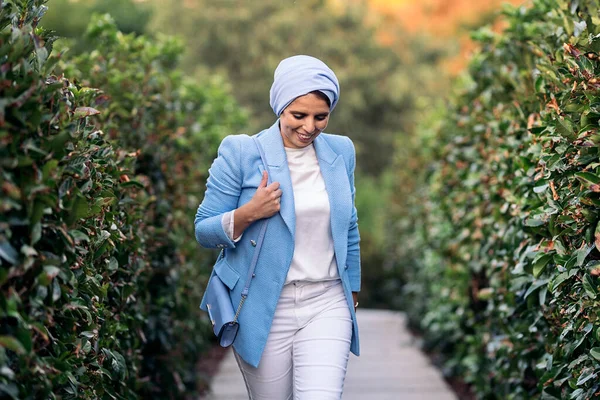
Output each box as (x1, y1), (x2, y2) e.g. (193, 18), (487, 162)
(298, 133), (312, 140)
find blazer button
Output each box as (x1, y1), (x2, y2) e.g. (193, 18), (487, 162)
(250, 240), (257, 247)
(344, 265), (348, 270)
(252, 273), (256, 278)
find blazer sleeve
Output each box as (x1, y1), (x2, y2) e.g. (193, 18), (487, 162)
(194, 135), (242, 249)
(346, 137), (361, 292)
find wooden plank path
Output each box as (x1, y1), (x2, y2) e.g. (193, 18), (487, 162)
(201, 309), (458, 400)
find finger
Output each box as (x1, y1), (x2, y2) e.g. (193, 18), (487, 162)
(273, 189), (282, 199)
(267, 181), (280, 191)
(258, 171), (268, 188)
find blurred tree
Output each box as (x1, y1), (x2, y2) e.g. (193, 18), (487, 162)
(41, 0), (152, 39)
(148, 0), (446, 175)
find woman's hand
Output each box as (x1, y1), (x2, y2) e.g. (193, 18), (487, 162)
(352, 292), (358, 311)
(249, 171), (282, 220)
(233, 172), (282, 238)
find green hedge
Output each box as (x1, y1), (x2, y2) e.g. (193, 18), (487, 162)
(0, 1), (246, 398)
(0, 2), (146, 397)
(57, 13), (247, 397)
(394, 0), (600, 398)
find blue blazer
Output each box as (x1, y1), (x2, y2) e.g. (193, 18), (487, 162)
(195, 120), (361, 368)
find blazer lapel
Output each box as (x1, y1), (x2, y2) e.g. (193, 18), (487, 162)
(256, 120), (296, 238)
(313, 135), (352, 269)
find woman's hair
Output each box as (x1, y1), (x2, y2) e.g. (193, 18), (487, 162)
(309, 90), (331, 108)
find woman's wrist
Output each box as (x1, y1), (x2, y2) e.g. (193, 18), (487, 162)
(233, 203), (257, 238)
(239, 202), (259, 224)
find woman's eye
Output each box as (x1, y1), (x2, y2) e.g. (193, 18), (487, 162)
(293, 115), (303, 120)
(316, 116), (327, 121)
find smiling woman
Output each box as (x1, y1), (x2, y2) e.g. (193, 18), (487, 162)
(194, 55), (361, 399)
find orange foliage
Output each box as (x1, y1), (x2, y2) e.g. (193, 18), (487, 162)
(369, 0), (525, 36)
(333, 0), (528, 75)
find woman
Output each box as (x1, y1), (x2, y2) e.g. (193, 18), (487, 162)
(195, 55), (360, 399)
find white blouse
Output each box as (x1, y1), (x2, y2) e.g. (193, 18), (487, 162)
(221, 143), (339, 283)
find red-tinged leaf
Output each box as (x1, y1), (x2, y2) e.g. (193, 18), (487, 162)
(563, 43), (582, 58)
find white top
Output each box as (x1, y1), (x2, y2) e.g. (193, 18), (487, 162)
(221, 143), (339, 283)
(283, 144), (339, 283)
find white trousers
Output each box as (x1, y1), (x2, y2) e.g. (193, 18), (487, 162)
(234, 280), (352, 400)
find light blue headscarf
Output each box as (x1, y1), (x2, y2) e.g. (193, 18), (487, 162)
(269, 55), (340, 116)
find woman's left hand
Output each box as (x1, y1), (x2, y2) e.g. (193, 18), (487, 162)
(352, 292), (358, 311)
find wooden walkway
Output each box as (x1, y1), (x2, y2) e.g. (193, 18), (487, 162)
(201, 309), (458, 400)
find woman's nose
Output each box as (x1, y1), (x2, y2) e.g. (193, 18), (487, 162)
(303, 119), (315, 133)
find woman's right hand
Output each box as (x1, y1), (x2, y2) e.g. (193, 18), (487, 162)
(233, 172), (281, 238)
(249, 171), (282, 220)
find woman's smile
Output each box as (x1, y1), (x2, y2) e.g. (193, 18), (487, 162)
(296, 131), (315, 142)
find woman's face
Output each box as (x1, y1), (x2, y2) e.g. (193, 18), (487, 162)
(279, 93), (330, 149)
